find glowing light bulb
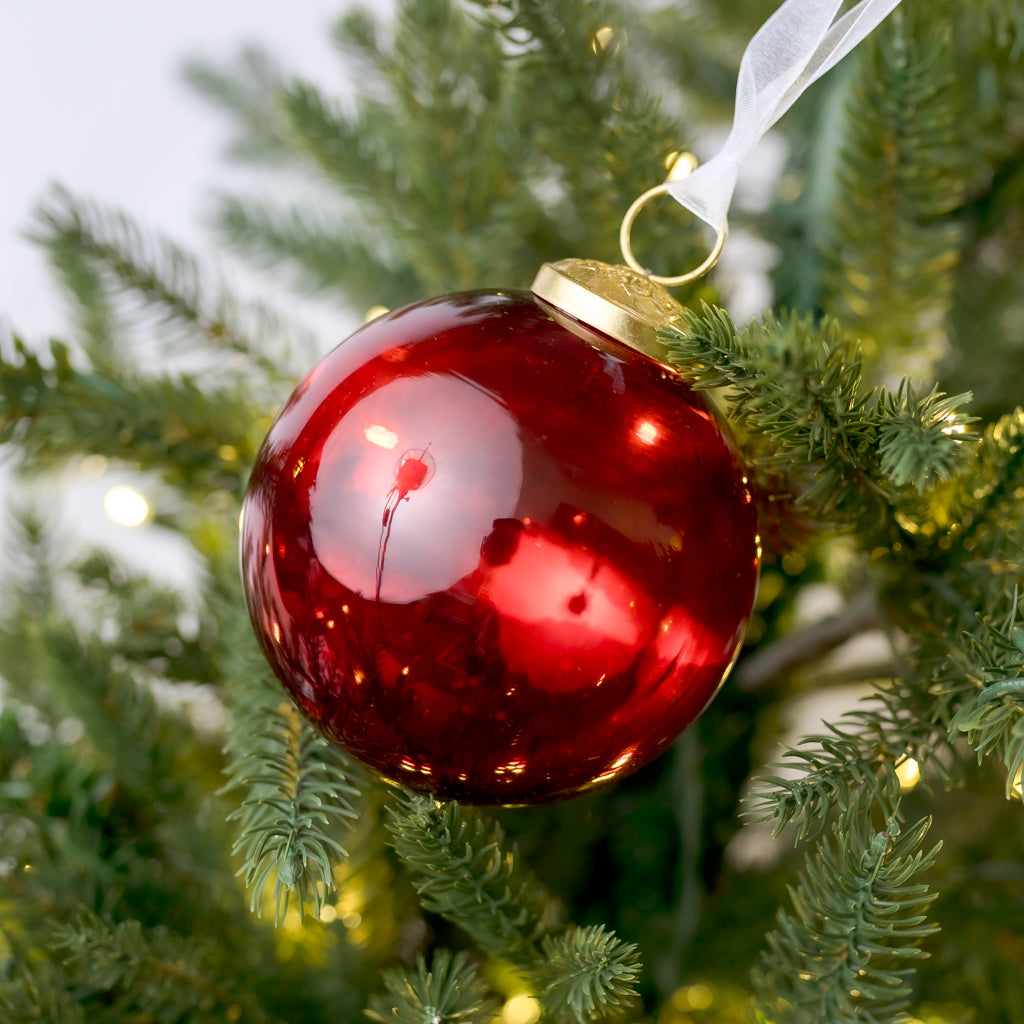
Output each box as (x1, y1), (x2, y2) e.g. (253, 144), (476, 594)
(895, 758), (921, 791)
(103, 485), (149, 527)
(591, 26), (615, 52)
(502, 994), (541, 1024)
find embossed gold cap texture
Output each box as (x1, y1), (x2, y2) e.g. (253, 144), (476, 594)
(530, 258), (685, 363)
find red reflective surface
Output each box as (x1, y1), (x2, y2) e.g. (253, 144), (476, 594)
(240, 289), (759, 804)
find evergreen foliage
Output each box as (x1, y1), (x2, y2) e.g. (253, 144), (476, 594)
(2, 0), (1024, 1022)
(221, 687), (363, 921)
(365, 949), (497, 1024)
(753, 803), (941, 1024)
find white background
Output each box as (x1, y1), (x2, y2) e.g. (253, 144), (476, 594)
(0, 2), (353, 577)
(1, 0), (349, 338)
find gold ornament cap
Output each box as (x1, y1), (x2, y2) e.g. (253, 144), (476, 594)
(531, 258), (685, 363)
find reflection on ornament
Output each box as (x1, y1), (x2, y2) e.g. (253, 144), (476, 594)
(634, 417), (660, 445)
(363, 423), (399, 449)
(479, 521), (656, 693)
(308, 372), (523, 604)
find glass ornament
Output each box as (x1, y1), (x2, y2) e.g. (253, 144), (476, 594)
(240, 263), (759, 803)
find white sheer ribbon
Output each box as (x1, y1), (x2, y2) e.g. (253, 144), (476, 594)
(667, 0), (902, 236)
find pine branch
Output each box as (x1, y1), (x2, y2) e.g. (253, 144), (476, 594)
(365, 949), (497, 1024)
(940, 408), (1024, 595)
(824, 9), (968, 375)
(0, 336), (258, 498)
(221, 681), (363, 922)
(30, 185), (314, 380)
(213, 193), (422, 311)
(387, 795), (641, 1020)
(51, 913), (276, 1023)
(985, 0), (1024, 53)
(753, 800), (941, 1024)
(535, 925), (642, 1024)
(743, 682), (951, 843)
(874, 382), (977, 490)
(181, 45), (294, 162)
(949, 599), (1024, 798)
(0, 960), (86, 1024)
(386, 791), (554, 970)
(660, 306), (975, 526)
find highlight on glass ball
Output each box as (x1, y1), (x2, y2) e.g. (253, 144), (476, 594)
(240, 286), (760, 804)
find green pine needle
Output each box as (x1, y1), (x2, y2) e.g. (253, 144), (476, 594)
(875, 381), (976, 489)
(661, 305), (974, 525)
(365, 949), (497, 1024)
(949, 598), (1024, 797)
(386, 791), (553, 969)
(221, 685), (363, 923)
(48, 913), (275, 1023)
(753, 799), (941, 1024)
(536, 925), (642, 1024)
(824, 8), (968, 373)
(30, 184), (314, 380)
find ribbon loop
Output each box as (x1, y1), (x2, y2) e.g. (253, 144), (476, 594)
(666, 0), (902, 237)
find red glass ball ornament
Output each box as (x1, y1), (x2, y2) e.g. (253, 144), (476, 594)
(240, 285), (759, 804)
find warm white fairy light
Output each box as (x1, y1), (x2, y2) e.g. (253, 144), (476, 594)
(103, 485), (149, 527)
(895, 758), (921, 791)
(502, 993), (541, 1024)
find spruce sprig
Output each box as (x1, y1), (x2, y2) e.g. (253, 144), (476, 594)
(365, 949), (497, 1024)
(49, 914), (276, 1024)
(823, 8), (968, 375)
(30, 185), (314, 380)
(386, 791), (553, 968)
(387, 794), (643, 1021)
(535, 925), (642, 1024)
(0, 335), (258, 499)
(661, 305), (974, 521)
(753, 801), (941, 1024)
(949, 600), (1024, 798)
(221, 681), (363, 922)
(0, 960), (87, 1024)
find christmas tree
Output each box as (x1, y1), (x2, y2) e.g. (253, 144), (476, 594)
(2, 1), (1023, 1021)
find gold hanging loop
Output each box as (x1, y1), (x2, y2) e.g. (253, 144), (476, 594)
(619, 154), (727, 287)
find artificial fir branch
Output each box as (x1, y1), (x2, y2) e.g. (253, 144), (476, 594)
(30, 185), (314, 381)
(181, 45), (294, 162)
(221, 679), (363, 921)
(196, 0), (698, 299)
(535, 925), (643, 1024)
(823, 8), (968, 375)
(0, 338), (258, 499)
(387, 795), (643, 1021)
(365, 949), (497, 1024)
(213, 193), (424, 312)
(874, 382), (976, 489)
(50, 914), (277, 1024)
(0, 960), (87, 1024)
(949, 601), (1024, 798)
(939, 409), (1024, 593)
(386, 791), (554, 969)
(661, 305), (974, 522)
(753, 800), (941, 1024)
